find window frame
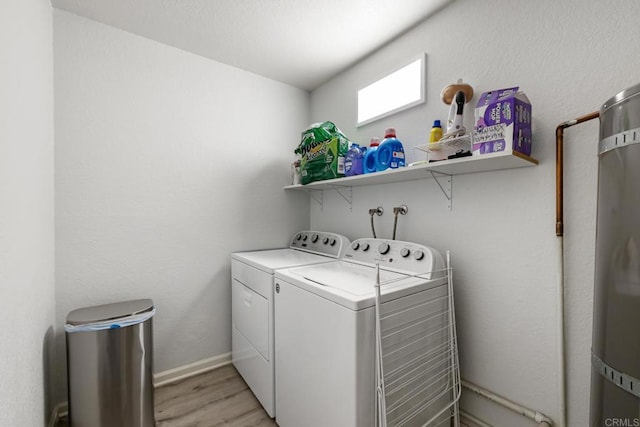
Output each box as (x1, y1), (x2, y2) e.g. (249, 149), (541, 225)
(356, 53), (426, 127)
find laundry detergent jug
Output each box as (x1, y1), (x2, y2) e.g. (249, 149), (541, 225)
(376, 128), (405, 171)
(344, 143), (364, 176)
(363, 137), (380, 174)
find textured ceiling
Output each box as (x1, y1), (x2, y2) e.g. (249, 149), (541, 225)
(51, 0), (451, 90)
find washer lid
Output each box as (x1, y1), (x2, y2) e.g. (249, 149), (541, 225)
(295, 261), (408, 296)
(276, 261), (443, 310)
(232, 248), (333, 273)
(66, 298), (154, 326)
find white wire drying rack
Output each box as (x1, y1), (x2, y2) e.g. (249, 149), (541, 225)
(375, 251), (461, 427)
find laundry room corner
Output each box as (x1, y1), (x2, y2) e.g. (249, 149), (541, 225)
(51, 9), (310, 408)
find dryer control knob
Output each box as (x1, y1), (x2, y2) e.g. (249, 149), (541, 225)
(361, 243), (370, 252)
(330, 238), (337, 246)
(400, 248), (411, 258)
(323, 237), (329, 244)
(378, 243), (390, 255)
(311, 234), (319, 243)
(351, 242), (360, 250)
(302, 234), (308, 241)
(414, 250), (425, 261)
(296, 234), (302, 241)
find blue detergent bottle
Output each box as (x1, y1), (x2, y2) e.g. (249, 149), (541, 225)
(344, 143), (364, 176)
(363, 137), (380, 174)
(376, 127), (405, 171)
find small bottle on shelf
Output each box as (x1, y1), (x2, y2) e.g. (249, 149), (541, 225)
(429, 120), (443, 143)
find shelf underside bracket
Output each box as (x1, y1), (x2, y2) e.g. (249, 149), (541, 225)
(309, 190), (323, 211)
(308, 186), (353, 211)
(332, 186), (353, 212)
(429, 171), (453, 210)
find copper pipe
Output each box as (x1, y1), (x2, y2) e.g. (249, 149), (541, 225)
(555, 111), (600, 236)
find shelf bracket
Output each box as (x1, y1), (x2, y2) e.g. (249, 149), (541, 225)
(332, 186), (353, 212)
(429, 171), (453, 210)
(309, 190), (323, 211)
(307, 186), (353, 212)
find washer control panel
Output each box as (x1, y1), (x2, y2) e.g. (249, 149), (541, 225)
(289, 231), (350, 258)
(344, 238), (444, 274)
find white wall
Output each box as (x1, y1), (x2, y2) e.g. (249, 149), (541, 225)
(53, 10), (309, 405)
(310, 0), (640, 425)
(0, 0), (55, 424)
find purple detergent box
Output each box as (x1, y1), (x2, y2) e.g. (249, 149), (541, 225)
(471, 87), (532, 156)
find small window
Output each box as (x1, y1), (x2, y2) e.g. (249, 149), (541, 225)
(357, 54), (425, 127)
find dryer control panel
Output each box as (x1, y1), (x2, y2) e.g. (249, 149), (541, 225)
(289, 231), (350, 258)
(344, 238), (445, 275)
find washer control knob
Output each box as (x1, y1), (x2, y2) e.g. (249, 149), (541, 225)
(323, 237), (329, 244)
(378, 243), (390, 255)
(414, 250), (425, 261)
(361, 243), (370, 252)
(400, 248), (411, 258)
(330, 238), (337, 246)
(296, 234), (302, 241)
(302, 234), (308, 241)
(311, 234), (319, 243)
(351, 242), (360, 250)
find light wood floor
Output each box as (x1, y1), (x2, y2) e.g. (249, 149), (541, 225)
(56, 365), (468, 426)
(57, 364), (277, 426)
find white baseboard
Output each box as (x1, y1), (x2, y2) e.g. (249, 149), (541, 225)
(153, 352), (232, 387)
(49, 353), (232, 425)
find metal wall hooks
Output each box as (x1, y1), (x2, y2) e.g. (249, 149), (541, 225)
(369, 206), (384, 216)
(393, 205), (408, 215)
(392, 205), (408, 240)
(369, 206), (383, 238)
(367, 206), (409, 240)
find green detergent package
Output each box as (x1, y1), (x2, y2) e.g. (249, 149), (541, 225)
(295, 121), (350, 185)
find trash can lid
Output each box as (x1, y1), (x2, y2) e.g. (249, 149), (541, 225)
(66, 299), (154, 326)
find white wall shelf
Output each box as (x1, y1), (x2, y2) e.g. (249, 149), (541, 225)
(285, 151), (538, 210)
(286, 151), (536, 186)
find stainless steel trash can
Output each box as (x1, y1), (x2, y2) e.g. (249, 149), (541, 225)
(65, 299), (155, 427)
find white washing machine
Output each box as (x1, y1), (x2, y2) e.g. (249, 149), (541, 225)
(231, 231), (350, 418)
(274, 238), (453, 427)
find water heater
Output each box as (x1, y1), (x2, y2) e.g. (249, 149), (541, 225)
(591, 83), (640, 425)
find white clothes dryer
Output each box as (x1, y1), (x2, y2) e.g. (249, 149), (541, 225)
(274, 238), (454, 427)
(231, 231), (350, 418)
